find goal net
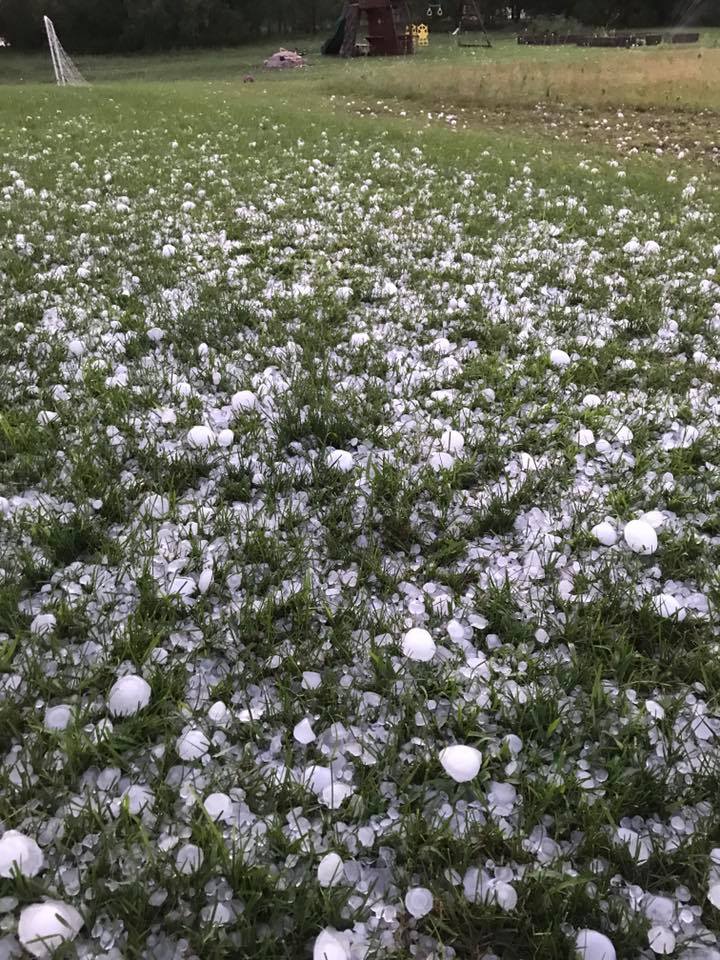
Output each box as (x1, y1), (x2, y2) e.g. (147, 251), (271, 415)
(44, 16), (87, 85)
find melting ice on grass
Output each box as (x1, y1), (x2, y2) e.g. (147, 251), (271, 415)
(575, 930), (616, 960)
(317, 851), (344, 888)
(405, 887), (433, 918)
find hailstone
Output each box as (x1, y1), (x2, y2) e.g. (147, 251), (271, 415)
(231, 390), (258, 412)
(176, 843), (204, 875)
(187, 425), (215, 449)
(591, 522), (617, 547)
(44, 704), (72, 731)
(0, 831), (44, 878)
(402, 627), (436, 662)
(313, 929), (349, 960)
(18, 901), (83, 959)
(204, 792), (233, 823)
(550, 348), (571, 368)
(651, 593), (680, 618)
(440, 429), (464, 454)
(623, 519), (658, 555)
(575, 929), (616, 960)
(176, 727), (210, 761)
(317, 851), (344, 888)
(648, 926), (675, 955)
(325, 449), (354, 472)
(439, 744), (482, 782)
(293, 717), (316, 744)
(108, 675), (151, 717)
(405, 886), (433, 918)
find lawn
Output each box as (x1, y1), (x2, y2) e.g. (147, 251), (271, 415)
(1, 34), (720, 960)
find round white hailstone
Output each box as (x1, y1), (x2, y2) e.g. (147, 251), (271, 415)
(439, 744), (482, 783)
(44, 704), (72, 731)
(18, 901), (83, 958)
(596, 439), (612, 455)
(494, 881), (518, 912)
(208, 701), (229, 724)
(614, 425), (634, 445)
(582, 393), (602, 409)
(319, 782), (353, 809)
(175, 843), (204, 875)
(231, 390), (258, 412)
(440, 429), (465, 455)
(350, 332), (369, 348)
(616, 827), (651, 864)
(161, 244), (176, 258)
(648, 926), (675, 955)
(147, 327), (165, 343)
(176, 381), (193, 398)
(402, 628), (436, 663)
(293, 718), (316, 745)
(644, 240), (661, 255)
(325, 449), (354, 472)
(651, 593), (680, 618)
(67, 339), (85, 358)
(203, 792), (233, 823)
(592, 522), (617, 547)
(575, 929), (616, 960)
(550, 348), (571, 368)
(187, 425), (215, 449)
(503, 734), (523, 756)
(108, 675), (151, 718)
(141, 494), (170, 520)
(429, 451), (455, 471)
(0, 831), (44, 878)
(313, 929), (349, 960)
(217, 429), (234, 448)
(639, 510), (666, 530)
(623, 520), (658, 555)
(317, 851), (344, 888)
(574, 429), (595, 447)
(198, 568), (214, 595)
(176, 727), (210, 761)
(405, 887), (434, 919)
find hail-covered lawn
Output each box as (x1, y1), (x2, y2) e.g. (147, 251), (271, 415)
(1, 84), (720, 960)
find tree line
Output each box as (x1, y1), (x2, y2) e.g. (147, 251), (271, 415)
(0, 0), (715, 53)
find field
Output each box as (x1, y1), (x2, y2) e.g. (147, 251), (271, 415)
(1, 30), (720, 960)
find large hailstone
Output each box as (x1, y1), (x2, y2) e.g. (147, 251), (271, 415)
(18, 901), (83, 958)
(313, 929), (349, 960)
(439, 744), (482, 783)
(648, 927), (675, 955)
(440, 429), (465, 455)
(176, 727), (210, 761)
(592, 522), (617, 547)
(405, 886), (433, 918)
(176, 843), (204, 875)
(575, 930), (616, 960)
(187, 425), (215, 449)
(550, 348), (571, 368)
(231, 390), (258, 412)
(293, 718), (316, 744)
(623, 519), (658, 555)
(108, 675), (151, 718)
(402, 627), (436, 662)
(651, 593), (680, 618)
(204, 792), (233, 823)
(325, 449), (354, 472)
(317, 851), (344, 888)
(44, 704), (72, 731)
(0, 830), (44, 878)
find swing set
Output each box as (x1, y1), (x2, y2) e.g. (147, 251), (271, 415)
(424, 0), (491, 47)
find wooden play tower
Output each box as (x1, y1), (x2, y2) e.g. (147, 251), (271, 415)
(341, 1), (413, 57)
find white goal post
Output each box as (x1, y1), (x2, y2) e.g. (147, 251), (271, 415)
(44, 16), (87, 85)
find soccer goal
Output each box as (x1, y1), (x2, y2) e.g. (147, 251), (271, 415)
(44, 16), (87, 85)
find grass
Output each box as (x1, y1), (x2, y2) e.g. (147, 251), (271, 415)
(0, 34), (720, 960)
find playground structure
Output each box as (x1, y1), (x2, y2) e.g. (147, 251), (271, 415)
(322, 0), (490, 57)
